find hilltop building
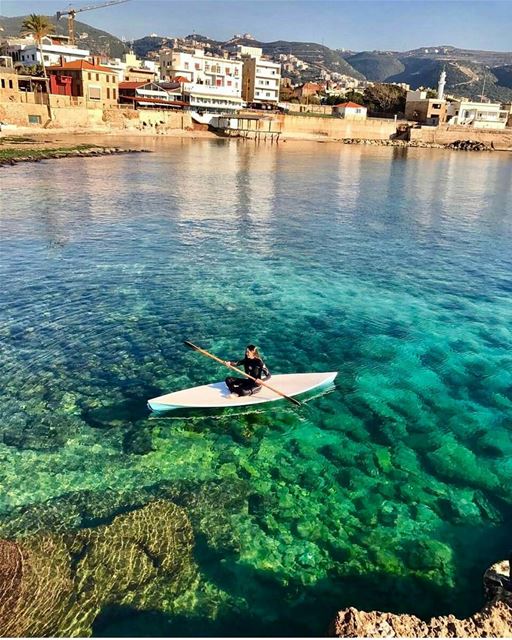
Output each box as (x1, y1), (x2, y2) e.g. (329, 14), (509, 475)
(159, 48), (243, 112)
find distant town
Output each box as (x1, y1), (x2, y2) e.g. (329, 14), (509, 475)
(1, 10), (511, 148)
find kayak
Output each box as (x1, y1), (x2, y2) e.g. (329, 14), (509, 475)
(147, 371), (338, 411)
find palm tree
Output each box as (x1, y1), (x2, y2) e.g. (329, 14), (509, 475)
(20, 14), (53, 119)
(20, 14), (53, 79)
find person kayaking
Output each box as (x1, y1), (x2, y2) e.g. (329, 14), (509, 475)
(225, 344), (271, 397)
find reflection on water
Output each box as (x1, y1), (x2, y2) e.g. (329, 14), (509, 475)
(0, 139), (512, 636)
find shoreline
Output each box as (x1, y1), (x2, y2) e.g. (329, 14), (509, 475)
(2, 126), (510, 155)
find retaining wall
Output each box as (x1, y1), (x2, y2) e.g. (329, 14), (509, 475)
(410, 125), (512, 150)
(275, 114), (400, 140)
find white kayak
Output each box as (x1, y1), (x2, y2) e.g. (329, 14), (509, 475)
(147, 372), (338, 411)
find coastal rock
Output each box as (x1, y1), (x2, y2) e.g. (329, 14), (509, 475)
(329, 601), (512, 637)
(330, 559), (512, 638)
(446, 139), (491, 151)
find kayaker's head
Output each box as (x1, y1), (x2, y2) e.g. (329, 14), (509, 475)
(245, 344), (260, 359)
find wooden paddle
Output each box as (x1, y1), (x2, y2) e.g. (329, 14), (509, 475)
(184, 341), (302, 407)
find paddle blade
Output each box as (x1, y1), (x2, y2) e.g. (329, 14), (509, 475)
(184, 340), (199, 351)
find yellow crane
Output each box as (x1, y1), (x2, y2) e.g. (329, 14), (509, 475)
(56, 0), (129, 46)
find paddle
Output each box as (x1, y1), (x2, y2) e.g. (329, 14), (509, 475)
(184, 341), (302, 407)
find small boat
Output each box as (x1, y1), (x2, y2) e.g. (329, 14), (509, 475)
(147, 371), (338, 412)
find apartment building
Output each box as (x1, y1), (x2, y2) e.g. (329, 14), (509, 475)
(238, 47), (281, 108)
(159, 48), (243, 112)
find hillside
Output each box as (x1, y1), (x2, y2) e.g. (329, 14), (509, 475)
(346, 50), (512, 102)
(344, 51), (404, 81)
(0, 15), (127, 58)
(493, 65), (512, 90)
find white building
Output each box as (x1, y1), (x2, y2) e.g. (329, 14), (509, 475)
(2, 35), (89, 67)
(159, 48), (243, 112)
(446, 99), (509, 129)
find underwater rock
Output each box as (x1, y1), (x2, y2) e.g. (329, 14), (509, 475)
(0, 500), (196, 637)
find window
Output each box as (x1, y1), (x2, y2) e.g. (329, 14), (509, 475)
(44, 55), (49, 61)
(89, 86), (101, 100)
(113, 88), (116, 99)
(184, 62), (189, 69)
(0, 79), (4, 88)
(32, 54), (35, 60)
(96, 73), (99, 81)
(88, 73), (91, 80)
(216, 79), (222, 86)
(28, 114), (42, 124)
(8, 80), (13, 89)
(195, 63), (200, 70)
(107, 87), (110, 99)
(227, 80), (232, 86)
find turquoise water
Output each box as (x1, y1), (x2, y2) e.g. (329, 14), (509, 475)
(0, 139), (511, 636)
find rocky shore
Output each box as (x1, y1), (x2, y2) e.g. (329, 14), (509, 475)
(341, 138), (494, 151)
(330, 559), (512, 638)
(0, 145), (151, 167)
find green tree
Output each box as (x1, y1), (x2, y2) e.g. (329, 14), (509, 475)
(363, 83), (406, 115)
(343, 90), (365, 105)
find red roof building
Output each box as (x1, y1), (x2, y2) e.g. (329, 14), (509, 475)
(333, 101), (367, 120)
(48, 59), (119, 106)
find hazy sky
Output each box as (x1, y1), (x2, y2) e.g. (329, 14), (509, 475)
(2, 0), (512, 52)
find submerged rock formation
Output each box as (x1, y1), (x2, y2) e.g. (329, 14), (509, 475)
(0, 500), (196, 637)
(330, 560), (512, 638)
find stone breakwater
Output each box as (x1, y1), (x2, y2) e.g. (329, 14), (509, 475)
(0, 146), (151, 167)
(330, 560), (512, 638)
(342, 138), (494, 151)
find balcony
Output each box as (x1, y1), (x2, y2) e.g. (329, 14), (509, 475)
(183, 82), (242, 100)
(255, 66), (280, 79)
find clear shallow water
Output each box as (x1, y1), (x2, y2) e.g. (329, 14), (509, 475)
(0, 139), (511, 636)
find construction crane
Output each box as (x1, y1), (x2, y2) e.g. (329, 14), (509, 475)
(56, 0), (129, 46)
